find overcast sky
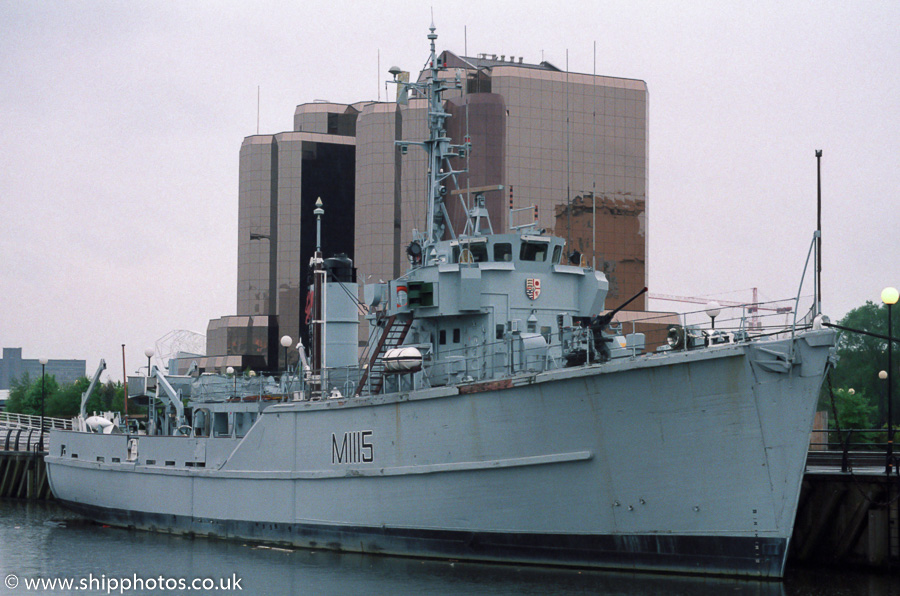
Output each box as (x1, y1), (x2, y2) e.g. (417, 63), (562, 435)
(1, 1), (897, 382)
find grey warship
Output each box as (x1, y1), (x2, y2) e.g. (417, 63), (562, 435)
(46, 26), (836, 578)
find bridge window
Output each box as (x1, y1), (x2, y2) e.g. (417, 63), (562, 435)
(470, 244), (488, 262)
(213, 412), (231, 438)
(493, 243), (512, 262)
(520, 242), (548, 262)
(453, 328), (461, 343)
(552, 245), (562, 264)
(439, 330), (447, 345)
(193, 409), (211, 438)
(454, 243), (488, 263)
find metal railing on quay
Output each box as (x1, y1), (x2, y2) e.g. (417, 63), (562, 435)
(808, 427), (900, 472)
(0, 412), (72, 431)
(1, 426), (48, 453)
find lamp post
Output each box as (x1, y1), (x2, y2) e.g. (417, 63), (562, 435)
(281, 335), (293, 373)
(706, 301), (722, 330)
(882, 287), (898, 476)
(121, 344), (128, 432)
(144, 347), (155, 435)
(226, 366), (235, 399)
(248, 370), (257, 402)
(144, 346), (155, 376)
(38, 357), (48, 451)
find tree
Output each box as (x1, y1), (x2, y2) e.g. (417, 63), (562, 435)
(830, 300), (900, 427)
(4, 372), (32, 414)
(829, 388), (875, 429)
(83, 380), (125, 415)
(5, 373), (60, 417)
(825, 387), (877, 446)
(47, 377), (91, 418)
(5, 375), (127, 418)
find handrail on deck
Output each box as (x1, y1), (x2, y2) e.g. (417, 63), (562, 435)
(792, 230), (820, 343)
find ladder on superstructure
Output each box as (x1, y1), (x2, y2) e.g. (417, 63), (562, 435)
(355, 315), (414, 396)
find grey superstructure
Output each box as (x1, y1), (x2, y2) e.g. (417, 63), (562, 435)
(46, 27), (836, 578)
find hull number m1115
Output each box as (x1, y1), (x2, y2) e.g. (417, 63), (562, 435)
(332, 430), (374, 464)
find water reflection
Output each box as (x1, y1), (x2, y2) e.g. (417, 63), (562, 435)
(0, 501), (896, 596)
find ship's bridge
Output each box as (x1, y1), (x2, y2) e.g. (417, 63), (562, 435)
(362, 232), (609, 386)
(374, 233), (608, 321)
(445, 234), (565, 272)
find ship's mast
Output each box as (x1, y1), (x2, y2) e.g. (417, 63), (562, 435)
(393, 24), (471, 262)
(424, 24), (453, 248)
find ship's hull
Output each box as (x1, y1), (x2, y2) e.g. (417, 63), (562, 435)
(46, 330), (834, 578)
(53, 498), (787, 576)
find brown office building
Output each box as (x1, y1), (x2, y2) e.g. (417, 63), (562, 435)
(209, 49), (648, 370)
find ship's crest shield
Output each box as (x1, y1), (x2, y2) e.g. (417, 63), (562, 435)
(526, 278), (541, 300)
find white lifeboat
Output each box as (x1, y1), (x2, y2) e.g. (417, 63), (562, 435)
(382, 347), (423, 373)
